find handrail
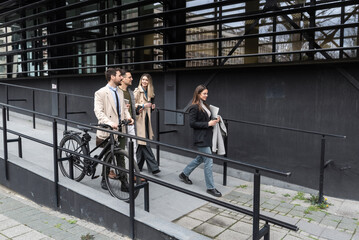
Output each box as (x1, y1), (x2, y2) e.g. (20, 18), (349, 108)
(157, 107), (346, 138)
(0, 102), (290, 177)
(0, 82), (93, 99)
(0, 102), (298, 239)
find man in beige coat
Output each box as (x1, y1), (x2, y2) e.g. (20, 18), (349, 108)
(94, 67), (133, 190)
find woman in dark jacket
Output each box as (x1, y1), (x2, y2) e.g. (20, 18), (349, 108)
(179, 85), (222, 197)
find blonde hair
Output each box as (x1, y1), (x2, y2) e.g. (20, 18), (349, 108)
(139, 73), (155, 98)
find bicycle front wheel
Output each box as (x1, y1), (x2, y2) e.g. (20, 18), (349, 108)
(58, 134), (88, 182)
(104, 149), (141, 202)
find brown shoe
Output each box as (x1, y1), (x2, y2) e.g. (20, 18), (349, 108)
(134, 176), (146, 182)
(108, 170), (117, 179)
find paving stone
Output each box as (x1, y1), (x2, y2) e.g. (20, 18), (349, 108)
(207, 214), (238, 228)
(270, 228), (288, 239)
(319, 218), (339, 228)
(215, 229), (250, 240)
(261, 203), (277, 210)
(219, 211), (244, 221)
(1, 225), (32, 238)
(201, 205), (226, 214)
(274, 206), (292, 214)
(296, 219), (325, 237)
(320, 227), (352, 240)
(188, 209), (217, 221)
(194, 223), (225, 238)
(288, 209), (306, 218)
(0, 234), (8, 240)
(0, 219), (20, 231)
(12, 230), (48, 240)
(304, 212), (325, 223)
(174, 216), (203, 230)
(230, 221), (252, 235)
(352, 232), (359, 240)
(282, 233), (305, 240)
(337, 221), (357, 231)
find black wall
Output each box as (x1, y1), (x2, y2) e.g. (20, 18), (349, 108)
(1, 63), (359, 200)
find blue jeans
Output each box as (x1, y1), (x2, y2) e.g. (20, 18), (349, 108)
(183, 146), (215, 189)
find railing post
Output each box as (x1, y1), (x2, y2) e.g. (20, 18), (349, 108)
(253, 170), (261, 240)
(2, 106), (9, 180)
(128, 140), (135, 240)
(156, 109), (160, 166)
(69, 156), (74, 180)
(64, 95), (68, 131)
(144, 182), (149, 212)
(18, 136), (22, 158)
(318, 136), (326, 204)
(53, 119), (59, 208)
(223, 120), (229, 186)
(6, 86), (9, 121)
(32, 90), (36, 129)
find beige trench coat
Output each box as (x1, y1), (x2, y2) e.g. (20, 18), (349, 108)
(94, 86), (131, 140)
(134, 87), (154, 145)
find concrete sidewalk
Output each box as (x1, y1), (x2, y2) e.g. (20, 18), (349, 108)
(1, 110), (359, 240)
(0, 185), (129, 240)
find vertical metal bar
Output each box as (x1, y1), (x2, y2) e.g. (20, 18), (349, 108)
(156, 109), (160, 166)
(264, 223), (270, 240)
(32, 90), (36, 129)
(64, 95), (68, 131)
(144, 182), (149, 212)
(6, 86), (9, 121)
(223, 120), (228, 186)
(53, 119), (59, 208)
(272, 15), (277, 63)
(18, 136), (22, 158)
(128, 140), (135, 239)
(253, 170), (260, 240)
(2, 107), (9, 180)
(69, 156), (74, 180)
(339, 0), (344, 59)
(318, 136), (326, 204)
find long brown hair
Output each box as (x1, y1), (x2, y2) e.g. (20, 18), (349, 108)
(192, 84), (209, 112)
(138, 73), (155, 98)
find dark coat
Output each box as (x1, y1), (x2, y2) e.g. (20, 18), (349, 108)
(189, 104), (213, 147)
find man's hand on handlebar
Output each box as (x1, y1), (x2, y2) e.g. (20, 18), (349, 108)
(128, 118), (134, 125)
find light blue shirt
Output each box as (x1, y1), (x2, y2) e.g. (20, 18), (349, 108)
(107, 84), (121, 122)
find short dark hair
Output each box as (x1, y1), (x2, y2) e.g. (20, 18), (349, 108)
(119, 68), (131, 77)
(105, 68), (117, 82)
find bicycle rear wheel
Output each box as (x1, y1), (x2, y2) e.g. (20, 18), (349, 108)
(58, 134), (88, 182)
(104, 149), (141, 202)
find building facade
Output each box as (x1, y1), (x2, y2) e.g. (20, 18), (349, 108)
(0, 0), (359, 200)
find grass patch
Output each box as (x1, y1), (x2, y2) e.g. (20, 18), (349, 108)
(67, 219), (77, 224)
(81, 234), (95, 240)
(238, 185), (248, 189)
(283, 193), (291, 197)
(54, 223), (62, 230)
(304, 205), (319, 214)
(264, 190), (276, 194)
(292, 192), (306, 201)
(356, 221), (359, 226)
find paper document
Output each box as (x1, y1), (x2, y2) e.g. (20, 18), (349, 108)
(209, 105), (219, 118)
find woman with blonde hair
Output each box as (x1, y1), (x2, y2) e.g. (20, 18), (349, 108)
(133, 73), (160, 175)
(179, 84), (221, 197)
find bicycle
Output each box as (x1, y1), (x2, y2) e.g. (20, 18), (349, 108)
(57, 120), (141, 202)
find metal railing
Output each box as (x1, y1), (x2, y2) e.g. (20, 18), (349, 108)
(0, 82), (91, 130)
(0, 82), (347, 204)
(0, 103), (298, 240)
(155, 108), (346, 204)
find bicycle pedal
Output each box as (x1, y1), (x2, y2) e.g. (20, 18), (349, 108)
(91, 175), (100, 179)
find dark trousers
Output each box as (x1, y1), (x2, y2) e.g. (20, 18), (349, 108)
(136, 145), (159, 172)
